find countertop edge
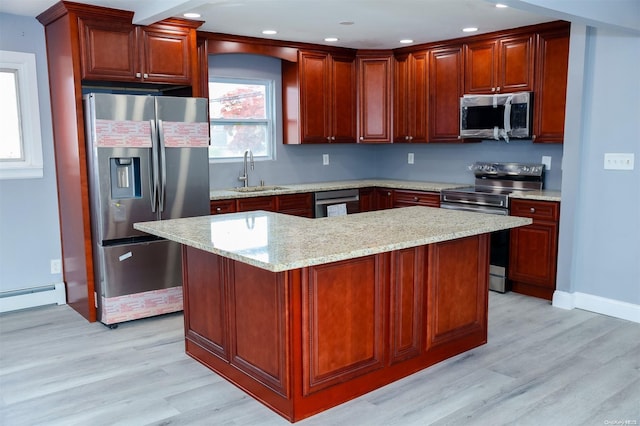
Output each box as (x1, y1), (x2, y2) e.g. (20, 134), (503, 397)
(210, 179), (561, 202)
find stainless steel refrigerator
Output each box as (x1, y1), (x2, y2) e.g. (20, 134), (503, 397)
(84, 93), (210, 326)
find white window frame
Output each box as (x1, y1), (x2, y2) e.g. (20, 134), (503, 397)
(0, 50), (43, 179)
(208, 77), (276, 163)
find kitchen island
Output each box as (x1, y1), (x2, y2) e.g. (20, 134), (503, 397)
(135, 207), (531, 422)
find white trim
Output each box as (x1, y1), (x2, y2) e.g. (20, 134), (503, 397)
(553, 290), (640, 323)
(0, 283), (66, 313)
(0, 50), (44, 180)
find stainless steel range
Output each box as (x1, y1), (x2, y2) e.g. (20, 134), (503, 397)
(440, 162), (545, 292)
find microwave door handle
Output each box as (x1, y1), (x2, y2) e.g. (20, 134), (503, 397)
(503, 95), (513, 142)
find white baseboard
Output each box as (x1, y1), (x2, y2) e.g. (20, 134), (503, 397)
(0, 283), (66, 313)
(553, 290), (640, 323)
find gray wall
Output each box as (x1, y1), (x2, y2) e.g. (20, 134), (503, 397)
(557, 24), (640, 304)
(0, 14), (61, 292)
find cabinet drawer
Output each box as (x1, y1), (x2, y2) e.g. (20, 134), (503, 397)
(237, 196), (276, 212)
(510, 199), (559, 221)
(210, 200), (237, 215)
(277, 193), (312, 211)
(393, 190), (440, 208)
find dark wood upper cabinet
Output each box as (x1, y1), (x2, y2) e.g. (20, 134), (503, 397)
(282, 50), (356, 144)
(429, 45), (464, 143)
(393, 51), (428, 143)
(357, 53), (393, 143)
(533, 25), (570, 143)
(464, 34), (535, 94)
(79, 16), (198, 85)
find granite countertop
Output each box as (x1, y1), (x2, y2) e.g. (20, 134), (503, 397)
(134, 206), (532, 272)
(210, 179), (562, 202)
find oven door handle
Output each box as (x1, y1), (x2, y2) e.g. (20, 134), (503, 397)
(441, 195), (506, 208)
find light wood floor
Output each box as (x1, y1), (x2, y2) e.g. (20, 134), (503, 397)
(1, 292), (638, 426)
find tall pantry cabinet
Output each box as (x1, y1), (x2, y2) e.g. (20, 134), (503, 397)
(37, 1), (202, 321)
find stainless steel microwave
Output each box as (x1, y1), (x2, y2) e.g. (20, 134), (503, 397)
(459, 92), (532, 141)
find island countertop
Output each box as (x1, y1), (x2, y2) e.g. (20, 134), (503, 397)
(134, 206), (532, 272)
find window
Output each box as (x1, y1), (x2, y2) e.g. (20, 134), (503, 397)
(208, 78), (275, 161)
(0, 50), (43, 179)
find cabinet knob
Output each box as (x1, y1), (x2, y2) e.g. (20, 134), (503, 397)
(409, 136), (413, 140)
(530, 207), (536, 213)
(491, 87), (496, 92)
(413, 197), (419, 201)
(405, 136), (410, 141)
(136, 72), (142, 78)
(143, 73), (149, 79)
(360, 136), (364, 141)
(327, 136), (331, 141)
(387, 192), (391, 196)
(496, 86), (501, 92)
(331, 136), (335, 141)
(216, 207), (222, 212)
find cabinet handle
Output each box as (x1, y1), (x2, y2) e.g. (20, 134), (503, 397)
(530, 207), (536, 213)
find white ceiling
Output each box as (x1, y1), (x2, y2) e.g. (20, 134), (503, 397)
(1, 0), (559, 49)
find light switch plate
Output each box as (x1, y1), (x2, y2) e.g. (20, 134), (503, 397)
(323, 154), (329, 165)
(408, 153), (414, 164)
(604, 153), (634, 170)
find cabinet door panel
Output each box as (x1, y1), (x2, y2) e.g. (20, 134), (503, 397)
(302, 256), (386, 395)
(534, 28), (570, 143)
(140, 26), (191, 84)
(390, 247), (425, 364)
(358, 56), (392, 143)
(299, 52), (329, 143)
(230, 262), (289, 396)
(429, 46), (463, 142)
(427, 235), (488, 349)
(509, 222), (558, 287)
(236, 196), (276, 212)
(409, 52), (429, 142)
(464, 41), (496, 94)
(183, 247), (229, 360)
(499, 34), (534, 93)
(393, 55), (410, 142)
(79, 18), (137, 81)
(331, 56), (357, 142)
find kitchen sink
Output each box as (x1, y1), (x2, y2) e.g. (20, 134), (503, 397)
(231, 185), (288, 193)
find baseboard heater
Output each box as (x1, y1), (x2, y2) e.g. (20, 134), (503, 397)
(0, 283), (66, 313)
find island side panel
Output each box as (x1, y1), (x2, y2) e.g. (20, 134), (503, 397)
(425, 234), (490, 361)
(181, 246), (295, 420)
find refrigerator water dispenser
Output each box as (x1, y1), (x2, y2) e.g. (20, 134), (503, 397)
(110, 157), (141, 199)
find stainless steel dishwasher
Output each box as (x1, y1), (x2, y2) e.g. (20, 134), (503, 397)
(314, 189), (360, 218)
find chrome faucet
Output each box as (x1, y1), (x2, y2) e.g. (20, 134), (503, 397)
(238, 149), (254, 187)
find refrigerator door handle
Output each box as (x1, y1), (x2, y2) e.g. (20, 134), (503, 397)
(158, 119), (167, 213)
(150, 119), (159, 213)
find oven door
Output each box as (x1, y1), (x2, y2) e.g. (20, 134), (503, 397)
(440, 202), (510, 292)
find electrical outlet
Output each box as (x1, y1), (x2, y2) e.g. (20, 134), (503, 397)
(604, 153), (634, 170)
(408, 153), (414, 164)
(51, 259), (62, 274)
(542, 156), (551, 171)
(323, 154), (329, 165)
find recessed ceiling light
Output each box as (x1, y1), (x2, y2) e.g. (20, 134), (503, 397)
(495, 3), (508, 8)
(400, 39), (414, 44)
(262, 30), (277, 35)
(463, 27), (478, 33)
(324, 37), (339, 42)
(183, 12), (201, 18)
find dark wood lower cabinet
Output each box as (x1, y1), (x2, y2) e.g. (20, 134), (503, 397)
(181, 233), (489, 422)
